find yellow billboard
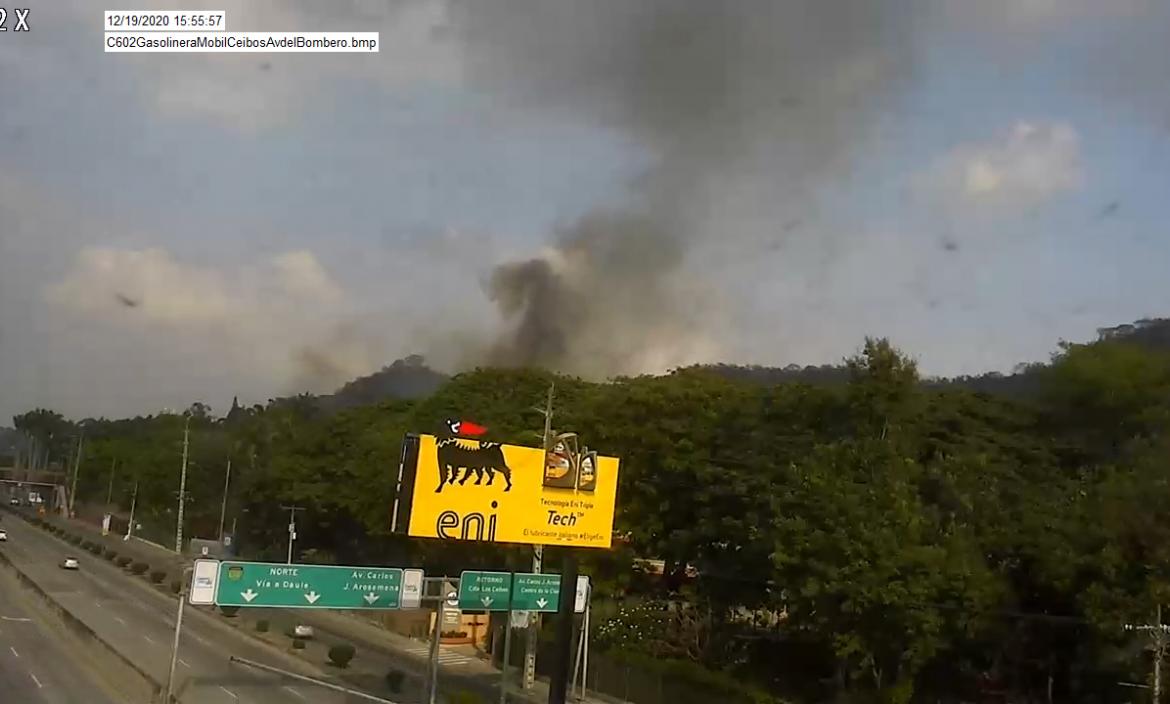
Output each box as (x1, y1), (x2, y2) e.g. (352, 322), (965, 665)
(393, 433), (620, 549)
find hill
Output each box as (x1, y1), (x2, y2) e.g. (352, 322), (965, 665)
(317, 355), (448, 411)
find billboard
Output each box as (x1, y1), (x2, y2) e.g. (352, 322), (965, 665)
(393, 433), (620, 549)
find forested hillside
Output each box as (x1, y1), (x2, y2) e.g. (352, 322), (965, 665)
(13, 320), (1170, 702)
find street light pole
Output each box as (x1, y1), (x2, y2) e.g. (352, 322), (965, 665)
(217, 459), (231, 544)
(165, 416), (191, 703)
(68, 432), (84, 516)
(281, 505), (304, 564)
(524, 382), (554, 691)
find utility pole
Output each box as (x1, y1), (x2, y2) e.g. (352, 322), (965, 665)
(1125, 605), (1167, 703)
(175, 417), (190, 555)
(524, 383), (554, 691)
(68, 432), (83, 516)
(282, 505), (304, 564)
(105, 458), (117, 511)
(217, 459), (231, 543)
(125, 481), (138, 540)
(165, 416), (191, 703)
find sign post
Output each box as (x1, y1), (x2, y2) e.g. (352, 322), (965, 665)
(214, 561), (408, 609)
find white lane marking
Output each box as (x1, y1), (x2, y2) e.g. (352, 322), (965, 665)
(192, 633), (211, 647)
(143, 634), (155, 644)
(219, 685), (239, 700)
(283, 686), (307, 700)
(30, 673), (42, 688)
(113, 616), (127, 626)
(1, 616), (32, 622)
(179, 658), (190, 668)
(9, 646), (18, 657)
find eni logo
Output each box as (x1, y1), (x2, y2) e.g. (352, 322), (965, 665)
(434, 438), (513, 493)
(436, 500), (499, 541)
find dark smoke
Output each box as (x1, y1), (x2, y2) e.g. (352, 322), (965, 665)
(485, 211), (699, 375)
(448, 0), (917, 375)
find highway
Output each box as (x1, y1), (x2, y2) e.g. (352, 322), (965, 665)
(0, 566), (121, 704)
(0, 515), (355, 704)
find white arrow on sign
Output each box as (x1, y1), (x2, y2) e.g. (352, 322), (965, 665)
(304, 591), (320, 604)
(363, 593), (379, 605)
(481, 596), (493, 607)
(241, 589), (258, 603)
(536, 598), (548, 609)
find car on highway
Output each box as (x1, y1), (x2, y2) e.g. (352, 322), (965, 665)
(8, 497), (18, 506)
(293, 624), (314, 639)
(60, 557), (79, 570)
(0, 529), (7, 541)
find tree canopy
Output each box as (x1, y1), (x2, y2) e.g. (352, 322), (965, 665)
(16, 327), (1170, 703)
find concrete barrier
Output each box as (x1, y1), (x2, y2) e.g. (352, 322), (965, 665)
(0, 543), (166, 703)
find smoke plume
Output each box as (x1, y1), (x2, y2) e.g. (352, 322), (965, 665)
(448, 0), (916, 375)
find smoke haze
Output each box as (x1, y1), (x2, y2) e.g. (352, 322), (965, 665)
(450, 0), (916, 375)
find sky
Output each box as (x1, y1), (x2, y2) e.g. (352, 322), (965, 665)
(1, 0), (1168, 422)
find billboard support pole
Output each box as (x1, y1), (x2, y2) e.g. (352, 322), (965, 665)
(500, 573), (514, 704)
(547, 552), (578, 704)
(428, 587), (445, 704)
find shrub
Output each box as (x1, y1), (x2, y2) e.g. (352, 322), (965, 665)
(219, 605), (240, 618)
(255, 620), (269, 632)
(385, 670), (405, 693)
(116, 556), (132, 568)
(328, 643), (356, 668)
(149, 570), (166, 584)
(130, 561), (149, 575)
(292, 637), (306, 650)
(103, 549), (117, 560)
(170, 580), (182, 594)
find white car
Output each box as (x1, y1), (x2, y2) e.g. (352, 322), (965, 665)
(293, 624), (314, 639)
(60, 557), (79, 570)
(0, 529), (7, 541)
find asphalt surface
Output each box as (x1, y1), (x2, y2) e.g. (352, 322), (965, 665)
(0, 565), (122, 704)
(0, 516), (357, 704)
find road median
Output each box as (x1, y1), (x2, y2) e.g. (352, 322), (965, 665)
(0, 543), (165, 703)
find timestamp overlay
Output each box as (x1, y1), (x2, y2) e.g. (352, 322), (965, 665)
(0, 8), (32, 33)
(103, 10), (378, 53)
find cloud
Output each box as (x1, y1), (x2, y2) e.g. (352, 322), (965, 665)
(45, 247), (377, 393)
(923, 122), (1083, 207)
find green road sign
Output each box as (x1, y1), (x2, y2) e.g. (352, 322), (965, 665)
(512, 573), (561, 612)
(458, 571), (512, 611)
(215, 561), (406, 609)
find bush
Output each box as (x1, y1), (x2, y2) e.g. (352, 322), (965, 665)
(170, 580), (182, 594)
(328, 643), (356, 668)
(255, 620), (269, 632)
(130, 561), (149, 575)
(606, 652), (781, 704)
(219, 605), (240, 618)
(115, 556), (132, 568)
(385, 670), (405, 693)
(292, 637), (306, 650)
(103, 549), (117, 560)
(149, 570), (166, 584)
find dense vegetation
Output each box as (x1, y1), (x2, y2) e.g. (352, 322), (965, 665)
(10, 320), (1170, 703)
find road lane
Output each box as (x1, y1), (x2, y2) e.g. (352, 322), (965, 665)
(1, 516), (351, 704)
(0, 566), (121, 704)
